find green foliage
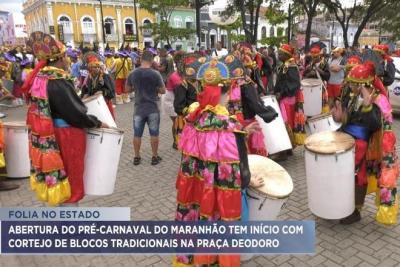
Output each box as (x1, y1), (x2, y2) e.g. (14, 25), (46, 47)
(141, 20), (195, 45)
(138, 0), (194, 45)
(372, 1), (400, 40)
(260, 36), (287, 47)
(265, 6), (286, 26)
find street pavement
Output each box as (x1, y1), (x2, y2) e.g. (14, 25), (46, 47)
(0, 102), (400, 267)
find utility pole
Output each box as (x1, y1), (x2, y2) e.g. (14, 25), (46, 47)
(98, 0), (106, 47)
(287, 3), (291, 43)
(133, 0), (140, 46)
(195, 0), (201, 50)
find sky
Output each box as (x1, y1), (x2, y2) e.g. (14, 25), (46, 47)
(0, 0), (24, 13)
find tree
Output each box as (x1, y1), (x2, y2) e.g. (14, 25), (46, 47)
(138, 0), (194, 46)
(322, 0), (359, 48)
(218, 17), (242, 49)
(223, 0), (265, 45)
(372, 1), (400, 41)
(350, 0), (396, 47)
(292, 0), (322, 51)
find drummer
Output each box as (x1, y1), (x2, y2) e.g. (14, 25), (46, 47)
(174, 56), (261, 266)
(332, 62), (398, 225)
(303, 46), (330, 113)
(23, 31), (109, 206)
(81, 52), (116, 118)
(273, 44), (306, 159)
(227, 49), (278, 157)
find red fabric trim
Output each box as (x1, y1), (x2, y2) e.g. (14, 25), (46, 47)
(355, 139), (368, 186)
(54, 127), (86, 203)
(105, 99), (115, 119)
(115, 79), (126, 95)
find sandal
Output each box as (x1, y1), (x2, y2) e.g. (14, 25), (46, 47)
(151, 156), (162, 165)
(133, 157), (141, 165)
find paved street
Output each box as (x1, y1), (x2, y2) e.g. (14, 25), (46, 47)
(0, 102), (400, 267)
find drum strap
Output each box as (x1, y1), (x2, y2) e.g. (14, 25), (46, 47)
(246, 190), (268, 211)
(343, 124), (370, 141)
(53, 118), (70, 128)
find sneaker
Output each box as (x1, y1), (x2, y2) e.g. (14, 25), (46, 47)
(123, 94), (131, 103)
(116, 95), (123, 105)
(340, 209), (361, 225)
(151, 156), (162, 165)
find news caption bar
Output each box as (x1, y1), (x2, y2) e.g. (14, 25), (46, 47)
(0, 208), (315, 255)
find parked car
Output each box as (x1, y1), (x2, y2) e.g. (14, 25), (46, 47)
(388, 56), (400, 114)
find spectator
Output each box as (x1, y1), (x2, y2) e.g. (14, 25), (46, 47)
(327, 47), (345, 106)
(126, 51), (166, 166)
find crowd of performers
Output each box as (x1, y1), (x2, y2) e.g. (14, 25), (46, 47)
(0, 30), (398, 265)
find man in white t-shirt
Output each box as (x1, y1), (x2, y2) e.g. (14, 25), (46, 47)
(213, 42), (228, 58)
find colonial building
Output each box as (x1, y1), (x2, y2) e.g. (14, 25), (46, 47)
(158, 8), (196, 52)
(0, 10), (10, 46)
(3, 13), (28, 46)
(22, 0), (156, 49)
(200, 6), (287, 50)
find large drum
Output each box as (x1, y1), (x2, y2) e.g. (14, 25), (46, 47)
(3, 121), (30, 178)
(83, 94), (117, 128)
(305, 131), (355, 219)
(256, 95), (292, 155)
(307, 114), (342, 134)
(83, 128), (124, 196)
(302, 78), (322, 117)
(247, 154), (293, 221)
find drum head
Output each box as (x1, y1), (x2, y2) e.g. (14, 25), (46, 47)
(82, 93), (103, 103)
(301, 78), (322, 87)
(248, 154), (293, 198)
(88, 127), (124, 135)
(305, 131), (354, 154)
(3, 121), (28, 129)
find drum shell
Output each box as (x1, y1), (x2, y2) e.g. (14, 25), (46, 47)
(83, 129), (123, 195)
(247, 188), (288, 221)
(302, 79), (322, 116)
(3, 123), (30, 178)
(256, 96), (292, 155)
(83, 95), (117, 128)
(305, 148), (355, 219)
(308, 114), (342, 134)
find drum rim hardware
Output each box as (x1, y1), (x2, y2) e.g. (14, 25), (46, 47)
(3, 122), (30, 130)
(247, 187), (289, 201)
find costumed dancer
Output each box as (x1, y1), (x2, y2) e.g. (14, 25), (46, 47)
(23, 32), (108, 206)
(332, 62), (398, 225)
(303, 46), (330, 113)
(174, 56), (262, 267)
(0, 61), (15, 101)
(274, 44), (306, 157)
(173, 53), (201, 148)
(227, 51), (278, 157)
(104, 44), (115, 75)
(81, 52), (116, 118)
(112, 47), (132, 104)
(164, 51), (184, 149)
(21, 57), (33, 83)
